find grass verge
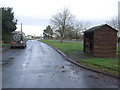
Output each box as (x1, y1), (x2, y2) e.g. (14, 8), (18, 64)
(40, 40), (83, 54)
(40, 40), (119, 76)
(118, 45), (120, 53)
(79, 58), (119, 75)
(0, 43), (10, 47)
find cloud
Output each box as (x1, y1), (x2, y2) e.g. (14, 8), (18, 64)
(16, 25), (44, 36)
(0, 0), (119, 36)
(16, 15), (49, 26)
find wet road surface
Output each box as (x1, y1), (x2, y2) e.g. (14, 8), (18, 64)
(2, 40), (118, 88)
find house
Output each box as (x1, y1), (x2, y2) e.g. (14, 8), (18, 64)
(83, 24), (118, 57)
(33, 36), (40, 39)
(26, 35), (33, 40)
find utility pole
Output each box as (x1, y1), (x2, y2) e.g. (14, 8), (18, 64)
(118, 1), (120, 43)
(118, 1), (120, 28)
(21, 23), (22, 32)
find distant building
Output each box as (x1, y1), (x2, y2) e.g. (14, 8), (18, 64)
(33, 36), (40, 39)
(84, 24), (118, 57)
(26, 35), (33, 40)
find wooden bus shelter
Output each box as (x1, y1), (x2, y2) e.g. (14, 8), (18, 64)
(83, 24), (118, 57)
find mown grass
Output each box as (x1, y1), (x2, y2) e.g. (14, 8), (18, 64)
(79, 58), (119, 75)
(118, 45), (120, 53)
(40, 40), (119, 76)
(40, 40), (83, 54)
(0, 43), (10, 47)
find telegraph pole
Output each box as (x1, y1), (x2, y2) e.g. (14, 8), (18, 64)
(118, 1), (120, 42)
(21, 23), (22, 32)
(118, 1), (120, 28)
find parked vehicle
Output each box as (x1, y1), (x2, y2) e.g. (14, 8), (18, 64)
(10, 31), (27, 48)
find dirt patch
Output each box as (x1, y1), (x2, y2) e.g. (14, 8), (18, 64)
(9, 57), (15, 60)
(87, 75), (100, 80)
(62, 70), (67, 72)
(55, 65), (65, 69)
(38, 74), (42, 77)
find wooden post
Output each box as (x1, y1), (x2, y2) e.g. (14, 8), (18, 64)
(21, 23), (22, 32)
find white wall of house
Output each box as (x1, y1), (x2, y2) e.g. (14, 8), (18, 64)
(26, 35), (33, 39)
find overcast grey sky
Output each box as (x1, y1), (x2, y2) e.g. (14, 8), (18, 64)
(0, 0), (119, 36)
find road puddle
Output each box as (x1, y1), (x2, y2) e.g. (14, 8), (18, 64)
(38, 74), (42, 77)
(54, 65), (69, 73)
(15, 54), (19, 56)
(22, 63), (28, 70)
(2, 58), (14, 65)
(88, 75), (100, 79)
(55, 65), (65, 69)
(62, 70), (67, 72)
(9, 57), (15, 60)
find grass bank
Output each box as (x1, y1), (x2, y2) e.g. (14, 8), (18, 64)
(118, 45), (120, 53)
(79, 58), (118, 75)
(40, 40), (119, 76)
(40, 40), (83, 54)
(0, 43), (10, 47)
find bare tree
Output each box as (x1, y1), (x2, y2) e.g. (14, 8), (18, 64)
(50, 8), (74, 43)
(73, 21), (90, 40)
(64, 25), (75, 40)
(106, 17), (118, 29)
(106, 16), (120, 37)
(74, 21), (83, 40)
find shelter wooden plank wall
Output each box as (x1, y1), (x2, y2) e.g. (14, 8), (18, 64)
(84, 24), (117, 57)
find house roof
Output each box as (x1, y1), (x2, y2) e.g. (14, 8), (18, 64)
(84, 24), (118, 33)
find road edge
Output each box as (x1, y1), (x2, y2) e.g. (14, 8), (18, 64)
(40, 41), (120, 80)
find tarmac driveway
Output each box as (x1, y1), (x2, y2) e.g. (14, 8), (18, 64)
(2, 40), (118, 88)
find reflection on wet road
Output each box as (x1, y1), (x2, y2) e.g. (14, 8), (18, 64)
(2, 40), (118, 88)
